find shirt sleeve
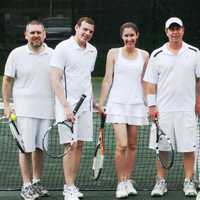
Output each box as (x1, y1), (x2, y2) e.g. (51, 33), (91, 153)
(50, 43), (67, 70)
(143, 53), (159, 84)
(90, 48), (97, 72)
(195, 50), (200, 78)
(4, 50), (16, 78)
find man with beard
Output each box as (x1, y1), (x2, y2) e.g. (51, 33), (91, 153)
(2, 20), (54, 200)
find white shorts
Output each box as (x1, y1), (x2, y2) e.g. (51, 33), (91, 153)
(149, 112), (197, 152)
(59, 111), (93, 144)
(106, 103), (148, 125)
(17, 117), (52, 152)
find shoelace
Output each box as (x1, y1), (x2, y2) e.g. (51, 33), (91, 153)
(154, 181), (166, 190)
(24, 186), (35, 195)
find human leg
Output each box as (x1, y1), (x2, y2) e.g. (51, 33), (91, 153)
(19, 152), (39, 200)
(124, 125), (138, 195)
(113, 123), (128, 198)
(174, 112), (197, 196)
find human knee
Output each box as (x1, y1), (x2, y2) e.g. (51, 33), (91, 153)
(72, 141), (84, 150)
(116, 144), (127, 153)
(128, 143), (137, 151)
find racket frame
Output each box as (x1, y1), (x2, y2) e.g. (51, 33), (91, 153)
(0, 116), (25, 153)
(42, 94), (86, 159)
(92, 113), (106, 180)
(154, 119), (174, 169)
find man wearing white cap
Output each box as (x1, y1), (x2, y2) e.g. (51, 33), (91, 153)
(144, 17), (200, 197)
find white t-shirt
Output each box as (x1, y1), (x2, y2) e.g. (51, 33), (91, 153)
(143, 42), (200, 112)
(50, 36), (97, 122)
(4, 44), (55, 119)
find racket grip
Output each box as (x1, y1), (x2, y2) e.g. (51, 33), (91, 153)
(73, 94), (86, 115)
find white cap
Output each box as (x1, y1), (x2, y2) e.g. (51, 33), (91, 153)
(165, 17), (183, 29)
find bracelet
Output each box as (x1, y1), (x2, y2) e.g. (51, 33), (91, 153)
(147, 95), (156, 107)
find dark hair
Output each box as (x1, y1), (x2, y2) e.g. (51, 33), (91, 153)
(120, 22), (139, 36)
(76, 17), (95, 27)
(26, 20), (44, 31)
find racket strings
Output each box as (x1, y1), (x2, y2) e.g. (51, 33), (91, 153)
(43, 122), (74, 159)
(158, 134), (173, 169)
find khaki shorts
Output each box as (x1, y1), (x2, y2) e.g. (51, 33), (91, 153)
(58, 111), (93, 144)
(149, 112), (197, 152)
(17, 117), (52, 152)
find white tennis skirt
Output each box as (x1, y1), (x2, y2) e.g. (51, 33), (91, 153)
(106, 102), (148, 125)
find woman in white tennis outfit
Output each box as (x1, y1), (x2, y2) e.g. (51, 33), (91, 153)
(99, 22), (149, 198)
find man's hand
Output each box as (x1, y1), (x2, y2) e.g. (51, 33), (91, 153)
(148, 106), (159, 121)
(64, 104), (75, 123)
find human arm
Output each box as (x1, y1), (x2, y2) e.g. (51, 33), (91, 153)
(141, 50), (149, 105)
(145, 82), (158, 120)
(2, 75), (14, 118)
(98, 49), (115, 113)
(50, 67), (74, 122)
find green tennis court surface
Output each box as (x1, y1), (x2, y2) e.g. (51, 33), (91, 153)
(0, 191), (197, 200)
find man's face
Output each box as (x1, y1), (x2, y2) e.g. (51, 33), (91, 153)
(75, 21), (94, 45)
(165, 24), (184, 43)
(25, 24), (46, 49)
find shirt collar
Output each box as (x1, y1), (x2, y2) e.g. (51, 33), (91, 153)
(26, 43), (49, 55)
(69, 36), (94, 53)
(163, 41), (188, 55)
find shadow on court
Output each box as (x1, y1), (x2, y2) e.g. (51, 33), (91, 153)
(0, 191), (197, 200)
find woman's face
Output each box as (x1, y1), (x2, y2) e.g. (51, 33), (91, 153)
(121, 27), (139, 49)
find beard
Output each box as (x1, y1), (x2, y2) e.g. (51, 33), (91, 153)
(30, 40), (43, 49)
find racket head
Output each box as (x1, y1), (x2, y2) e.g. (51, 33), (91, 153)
(92, 113), (106, 180)
(42, 121), (73, 159)
(157, 134), (174, 169)
(92, 144), (104, 180)
(154, 120), (174, 169)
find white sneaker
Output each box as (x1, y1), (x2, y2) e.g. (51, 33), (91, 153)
(64, 187), (80, 200)
(125, 179), (137, 196)
(63, 185), (83, 199)
(183, 179), (197, 197)
(196, 192), (200, 200)
(116, 181), (128, 198)
(32, 181), (49, 197)
(20, 185), (40, 200)
(151, 178), (167, 197)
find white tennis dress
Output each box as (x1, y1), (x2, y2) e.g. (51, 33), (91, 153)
(106, 48), (148, 125)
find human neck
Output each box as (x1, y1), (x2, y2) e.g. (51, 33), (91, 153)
(28, 44), (45, 53)
(167, 41), (182, 54)
(74, 36), (86, 48)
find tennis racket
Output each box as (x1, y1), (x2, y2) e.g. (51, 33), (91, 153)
(0, 115), (25, 153)
(92, 113), (106, 180)
(42, 94), (86, 159)
(154, 119), (174, 169)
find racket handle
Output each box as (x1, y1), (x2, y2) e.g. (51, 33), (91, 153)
(100, 114), (106, 128)
(73, 94), (86, 115)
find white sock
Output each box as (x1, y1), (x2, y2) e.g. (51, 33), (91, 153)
(64, 184), (75, 190)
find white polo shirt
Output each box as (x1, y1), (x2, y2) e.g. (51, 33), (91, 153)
(143, 42), (200, 112)
(50, 36), (97, 122)
(4, 44), (55, 119)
